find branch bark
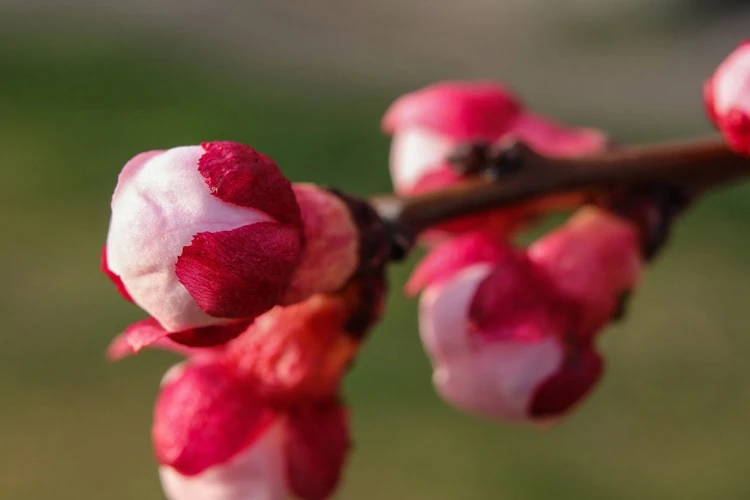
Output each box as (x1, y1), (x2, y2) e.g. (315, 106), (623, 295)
(370, 136), (750, 239)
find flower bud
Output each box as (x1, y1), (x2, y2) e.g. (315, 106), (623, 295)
(418, 246), (601, 422)
(104, 142), (361, 349)
(383, 81), (522, 194)
(155, 360), (350, 500)
(383, 80), (608, 195)
(705, 41), (750, 155)
(383, 81), (609, 241)
(151, 287), (361, 499)
(105, 142), (302, 332)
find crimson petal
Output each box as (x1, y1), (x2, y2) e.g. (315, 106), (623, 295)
(108, 318), (249, 360)
(153, 361), (276, 476)
(176, 222), (301, 320)
(198, 141), (301, 227)
(530, 348), (604, 418)
(284, 401), (351, 500)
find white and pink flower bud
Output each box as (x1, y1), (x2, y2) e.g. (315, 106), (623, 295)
(383, 80), (608, 195)
(416, 237), (603, 422)
(103, 141), (359, 348)
(154, 361), (350, 500)
(151, 291), (360, 500)
(383, 81), (522, 194)
(705, 41), (750, 156)
(528, 207), (642, 340)
(408, 234), (603, 420)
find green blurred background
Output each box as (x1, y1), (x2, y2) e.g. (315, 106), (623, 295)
(3, 1), (750, 499)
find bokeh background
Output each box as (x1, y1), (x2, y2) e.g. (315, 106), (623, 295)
(3, 1), (750, 499)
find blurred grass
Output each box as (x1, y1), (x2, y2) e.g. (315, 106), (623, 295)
(3, 38), (750, 500)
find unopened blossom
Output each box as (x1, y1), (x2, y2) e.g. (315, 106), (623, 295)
(103, 141), (359, 348)
(141, 291), (371, 500)
(106, 247), (387, 499)
(705, 41), (750, 156)
(382, 81), (609, 239)
(412, 207), (641, 421)
(383, 80), (609, 195)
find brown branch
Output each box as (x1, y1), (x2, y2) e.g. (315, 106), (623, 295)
(370, 136), (750, 242)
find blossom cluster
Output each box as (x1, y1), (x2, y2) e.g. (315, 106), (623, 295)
(100, 40), (750, 499)
(104, 141), (387, 499)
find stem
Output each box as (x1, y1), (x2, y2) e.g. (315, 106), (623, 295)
(370, 136), (750, 238)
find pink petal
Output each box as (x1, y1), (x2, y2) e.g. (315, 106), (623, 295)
(722, 107), (750, 156)
(107, 330), (167, 361)
(199, 141), (301, 227)
(707, 40), (750, 117)
(418, 264), (494, 363)
(382, 81), (522, 139)
(407, 233), (513, 295)
(159, 421), (289, 500)
(176, 222), (302, 320)
(106, 332), (227, 362)
(100, 245), (133, 302)
(283, 184), (359, 304)
(106, 318), (248, 360)
(167, 321), (251, 348)
(113, 318), (170, 356)
(705, 41), (750, 156)
(529, 348), (604, 419)
(153, 361), (276, 476)
(432, 336), (564, 421)
(284, 401), (351, 500)
(508, 113), (609, 157)
(528, 207), (641, 339)
(226, 294), (359, 401)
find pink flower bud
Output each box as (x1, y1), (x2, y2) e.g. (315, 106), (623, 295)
(383, 81), (522, 194)
(104, 142), (360, 349)
(528, 207), (642, 339)
(155, 360), (350, 500)
(705, 41), (750, 155)
(105, 142), (302, 331)
(383, 80), (608, 195)
(418, 247), (602, 422)
(150, 289), (360, 500)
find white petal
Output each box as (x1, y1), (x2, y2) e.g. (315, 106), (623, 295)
(418, 264), (493, 363)
(389, 128), (455, 193)
(714, 46), (750, 116)
(160, 421), (289, 500)
(434, 337), (564, 421)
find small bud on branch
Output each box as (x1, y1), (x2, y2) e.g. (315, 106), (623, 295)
(371, 136), (750, 250)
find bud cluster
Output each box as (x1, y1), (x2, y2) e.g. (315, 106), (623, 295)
(99, 41), (750, 496)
